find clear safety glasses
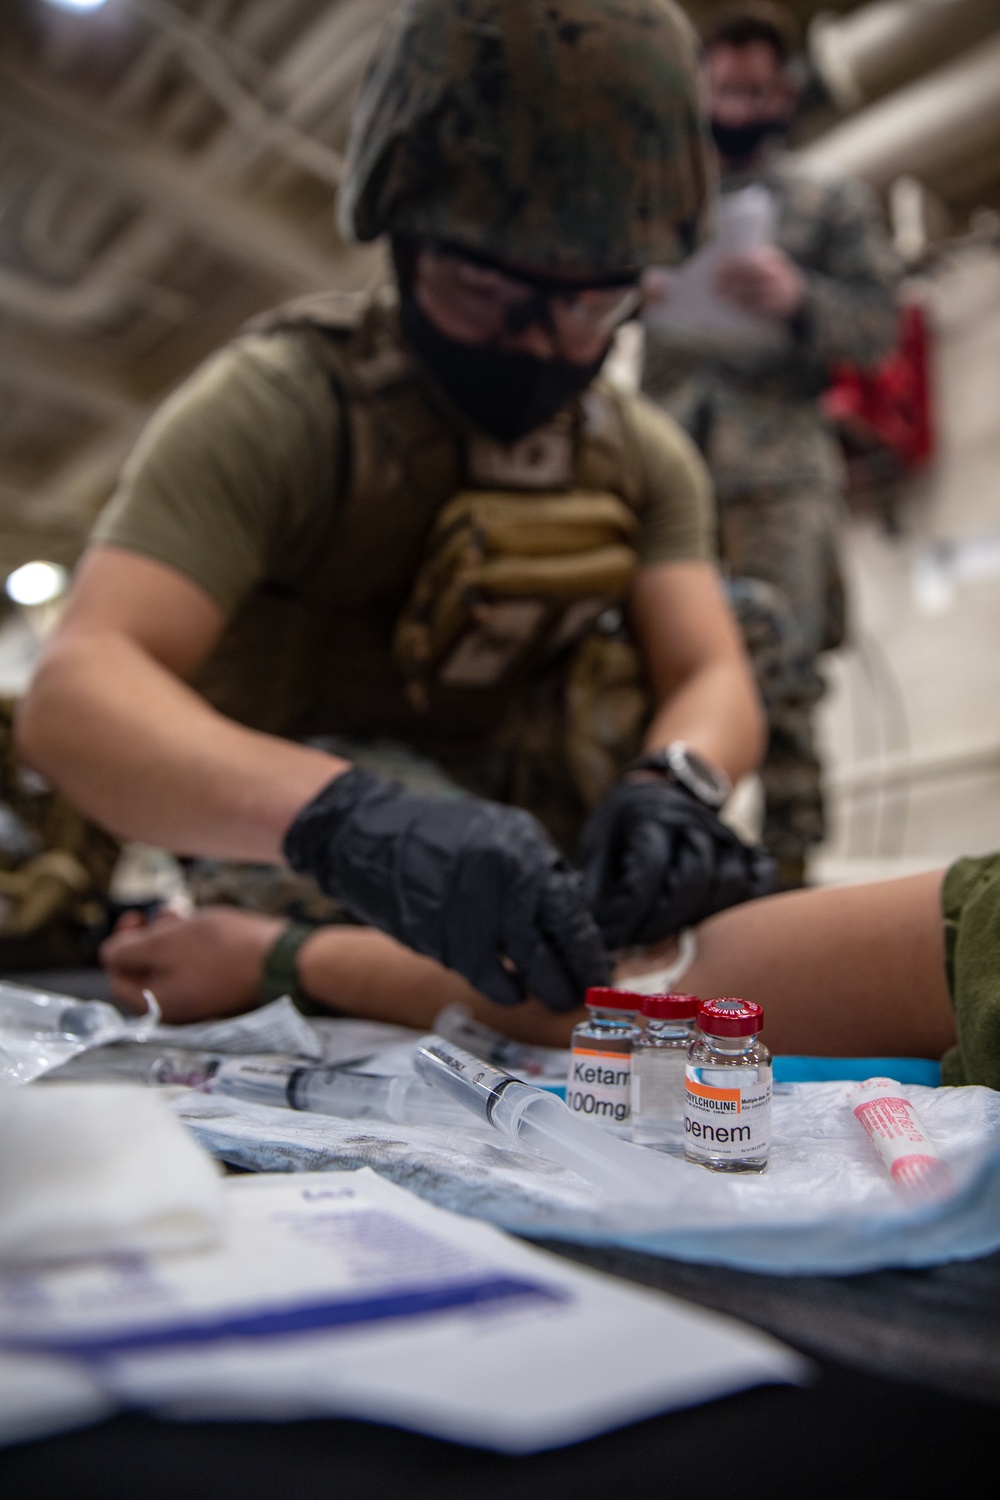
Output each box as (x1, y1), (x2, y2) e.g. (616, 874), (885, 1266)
(415, 247), (642, 353)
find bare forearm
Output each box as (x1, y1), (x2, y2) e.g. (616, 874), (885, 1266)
(643, 657), (765, 785)
(620, 871), (955, 1060)
(629, 562), (766, 785)
(311, 873), (955, 1059)
(17, 630), (343, 859)
(298, 926), (582, 1045)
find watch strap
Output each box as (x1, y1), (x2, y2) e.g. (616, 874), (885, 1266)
(258, 921), (331, 1015)
(625, 745), (730, 808)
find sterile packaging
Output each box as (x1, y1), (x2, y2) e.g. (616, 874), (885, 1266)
(0, 1170), (804, 1452)
(0, 982), (159, 1085)
(433, 1002), (568, 1082)
(150, 994), (322, 1060)
(174, 1077), (1000, 1276)
(848, 1077), (954, 1200)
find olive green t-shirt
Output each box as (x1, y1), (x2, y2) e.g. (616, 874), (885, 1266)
(93, 331), (715, 618)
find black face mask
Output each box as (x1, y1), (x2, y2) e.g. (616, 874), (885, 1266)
(710, 117), (786, 165)
(399, 289), (609, 444)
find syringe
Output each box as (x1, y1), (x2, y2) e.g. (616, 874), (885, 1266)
(52, 1043), (474, 1126)
(209, 1055), (469, 1126)
(414, 1035), (675, 1201)
(50, 1038), (678, 1199)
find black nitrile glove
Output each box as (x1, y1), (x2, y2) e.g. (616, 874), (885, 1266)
(579, 778), (776, 950)
(284, 767), (612, 1012)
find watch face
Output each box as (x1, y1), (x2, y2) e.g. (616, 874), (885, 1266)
(666, 744), (730, 808)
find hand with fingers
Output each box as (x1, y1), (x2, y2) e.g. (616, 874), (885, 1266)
(579, 779), (775, 950)
(714, 245), (807, 320)
(99, 907), (284, 1023)
(283, 768), (612, 1012)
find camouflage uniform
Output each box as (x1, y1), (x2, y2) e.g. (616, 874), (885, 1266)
(91, 1), (729, 919)
(0, 699), (119, 968)
(643, 152), (901, 881)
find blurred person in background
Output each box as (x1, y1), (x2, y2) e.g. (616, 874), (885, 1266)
(17, 0), (773, 1019)
(643, 1), (902, 887)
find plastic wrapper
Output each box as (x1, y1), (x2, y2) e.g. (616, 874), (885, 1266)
(0, 983), (158, 1085)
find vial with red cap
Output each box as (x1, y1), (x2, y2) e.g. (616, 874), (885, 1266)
(568, 987), (644, 1134)
(630, 994), (700, 1151)
(684, 998), (771, 1173)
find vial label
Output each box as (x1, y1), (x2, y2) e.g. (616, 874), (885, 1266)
(631, 1052), (688, 1125)
(567, 1047), (631, 1126)
(683, 1068), (771, 1161)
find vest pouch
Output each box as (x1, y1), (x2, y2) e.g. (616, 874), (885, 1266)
(565, 633), (650, 810)
(394, 490), (639, 711)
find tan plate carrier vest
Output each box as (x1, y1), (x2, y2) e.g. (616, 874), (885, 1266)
(193, 292), (652, 851)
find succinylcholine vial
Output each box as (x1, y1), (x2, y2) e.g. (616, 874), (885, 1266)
(568, 987), (643, 1133)
(630, 993), (700, 1152)
(684, 998), (771, 1173)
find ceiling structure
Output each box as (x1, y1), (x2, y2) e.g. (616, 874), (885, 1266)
(0, 0), (394, 580)
(1, 0), (998, 588)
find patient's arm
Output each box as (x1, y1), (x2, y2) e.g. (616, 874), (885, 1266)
(621, 870), (955, 1060)
(100, 906), (577, 1046)
(101, 869), (956, 1058)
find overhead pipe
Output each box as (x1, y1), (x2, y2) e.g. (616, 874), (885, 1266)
(0, 0), (389, 337)
(0, 70), (350, 293)
(0, 215), (190, 333)
(795, 34), (1000, 195)
(809, 0), (1000, 111)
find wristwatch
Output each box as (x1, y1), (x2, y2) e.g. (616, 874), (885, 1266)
(625, 742), (732, 809)
(257, 921), (337, 1016)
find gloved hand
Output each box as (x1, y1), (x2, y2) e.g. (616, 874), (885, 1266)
(579, 777), (776, 949)
(284, 767), (611, 1012)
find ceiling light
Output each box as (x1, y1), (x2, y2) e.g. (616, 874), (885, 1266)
(6, 561), (69, 608)
(42, 0), (110, 13)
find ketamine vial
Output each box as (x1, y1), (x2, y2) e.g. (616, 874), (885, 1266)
(684, 998), (771, 1173)
(630, 993), (700, 1151)
(568, 987), (643, 1134)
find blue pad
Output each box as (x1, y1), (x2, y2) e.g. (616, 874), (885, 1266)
(773, 1056), (941, 1086)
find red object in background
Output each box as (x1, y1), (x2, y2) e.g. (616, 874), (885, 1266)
(822, 302), (934, 474)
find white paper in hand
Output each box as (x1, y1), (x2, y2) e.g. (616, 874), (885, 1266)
(646, 185), (783, 348)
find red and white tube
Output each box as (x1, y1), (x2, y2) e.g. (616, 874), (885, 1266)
(849, 1078), (953, 1200)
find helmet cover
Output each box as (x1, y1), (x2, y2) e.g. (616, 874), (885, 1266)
(339, 0), (714, 274)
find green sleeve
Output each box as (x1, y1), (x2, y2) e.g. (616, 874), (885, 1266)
(91, 332), (343, 616)
(794, 176), (901, 371)
(619, 391), (717, 566)
(940, 854), (1000, 1089)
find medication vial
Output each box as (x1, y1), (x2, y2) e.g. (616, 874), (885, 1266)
(568, 987), (643, 1133)
(684, 998), (771, 1173)
(630, 993), (699, 1151)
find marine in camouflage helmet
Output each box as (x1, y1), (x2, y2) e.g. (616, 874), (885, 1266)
(339, 0), (714, 275)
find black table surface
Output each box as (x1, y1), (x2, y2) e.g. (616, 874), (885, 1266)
(4, 968), (997, 1492)
(0, 1358), (993, 1500)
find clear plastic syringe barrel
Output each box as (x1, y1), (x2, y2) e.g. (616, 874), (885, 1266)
(414, 1035), (673, 1200)
(290, 1065), (465, 1126)
(210, 1056), (466, 1126)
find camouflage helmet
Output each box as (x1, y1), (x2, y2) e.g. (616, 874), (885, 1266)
(339, 0), (714, 275)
